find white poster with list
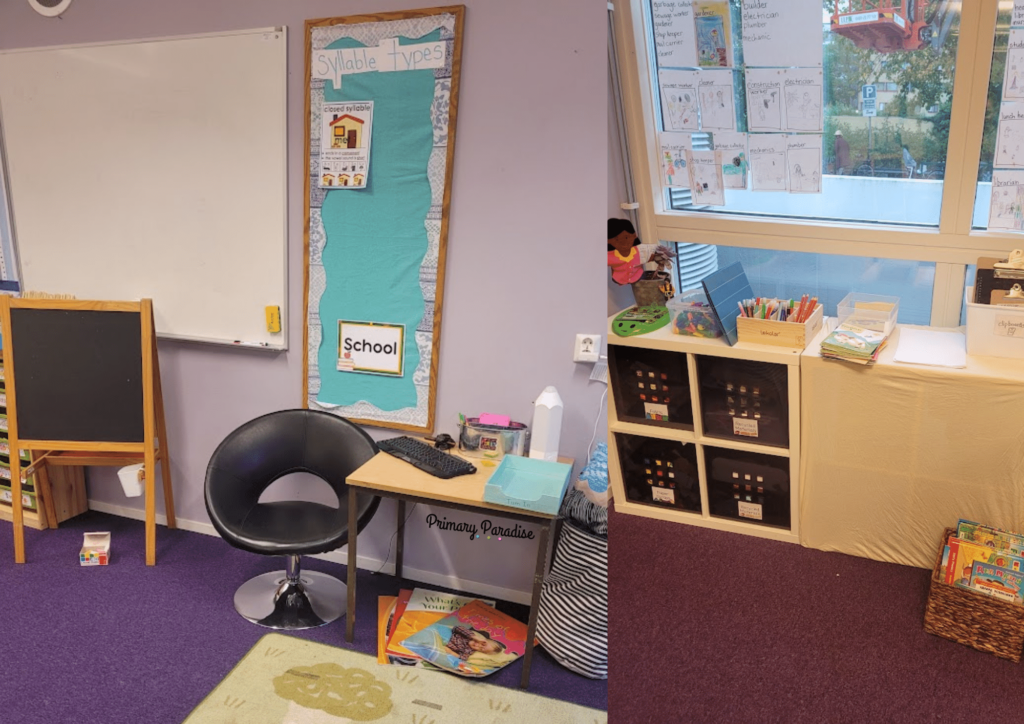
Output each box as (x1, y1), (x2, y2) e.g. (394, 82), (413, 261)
(659, 69), (700, 131)
(741, 0), (823, 68)
(651, 0), (698, 68)
(1014, 0), (1024, 28)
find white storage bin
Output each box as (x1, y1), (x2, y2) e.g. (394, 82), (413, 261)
(837, 293), (899, 336)
(965, 287), (1024, 360)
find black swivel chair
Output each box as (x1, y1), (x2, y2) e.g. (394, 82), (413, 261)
(205, 409), (381, 630)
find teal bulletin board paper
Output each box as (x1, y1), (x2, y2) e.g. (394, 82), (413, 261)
(315, 33), (438, 411)
(306, 12), (459, 430)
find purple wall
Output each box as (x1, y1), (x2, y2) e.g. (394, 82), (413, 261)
(0, 0), (606, 598)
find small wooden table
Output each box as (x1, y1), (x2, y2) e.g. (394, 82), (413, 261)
(345, 452), (571, 689)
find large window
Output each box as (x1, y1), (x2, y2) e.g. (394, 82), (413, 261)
(614, 0), (1017, 327)
(655, 1), (961, 226)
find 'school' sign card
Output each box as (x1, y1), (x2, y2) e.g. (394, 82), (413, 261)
(337, 320), (404, 376)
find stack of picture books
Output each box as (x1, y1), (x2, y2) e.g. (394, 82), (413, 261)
(377, 587), (530, 677)
(939, 520), (1024, 604)
(819, 322), (889, 365)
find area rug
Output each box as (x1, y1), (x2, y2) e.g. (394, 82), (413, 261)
(184, 633), (607, 724)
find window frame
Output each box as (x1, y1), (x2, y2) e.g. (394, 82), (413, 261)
(612, 0), (1010, 326)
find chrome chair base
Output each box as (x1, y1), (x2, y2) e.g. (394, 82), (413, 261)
(234, 563), (346, 630)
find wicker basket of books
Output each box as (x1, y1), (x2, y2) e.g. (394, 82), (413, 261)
(923, 527), (1024, 662)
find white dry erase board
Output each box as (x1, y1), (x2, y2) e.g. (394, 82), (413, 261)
(0, 28), (288, 348)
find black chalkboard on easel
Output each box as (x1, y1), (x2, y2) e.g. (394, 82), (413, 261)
(9, 308), (145, 442)
(0, 297), (175, 566)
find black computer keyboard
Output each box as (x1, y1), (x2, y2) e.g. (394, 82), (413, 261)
(377, 436), (477, 479)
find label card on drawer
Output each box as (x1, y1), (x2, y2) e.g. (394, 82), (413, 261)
(644, 402), (670, 421)
(738, 501), (763, 520)
(652, 487), (676, 504)
(733, 417), (759, 437)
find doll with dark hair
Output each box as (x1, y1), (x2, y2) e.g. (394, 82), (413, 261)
(607, 218), (644, 285)
(609, 218), (678, 303)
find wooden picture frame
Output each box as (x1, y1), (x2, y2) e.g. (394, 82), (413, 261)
(302, 6), (465, 433)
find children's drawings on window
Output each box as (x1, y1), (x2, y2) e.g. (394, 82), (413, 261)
(787, 145), (822, 194)
(712, 131), (748, 190)
(693, 1), (732, 68)
(749, 134), (787, 192)
(989, 171), (1024, 231)
(782, 69), (823, 133)
(1005, 31), (1024, 102)
(996, 107), (1024, 168)
(685, 149), (725, 205)
(658, 132), (693, 189)
(659, 70), (700, 132)
(698, 69), (735, 131)
(745, 69), (782, 133)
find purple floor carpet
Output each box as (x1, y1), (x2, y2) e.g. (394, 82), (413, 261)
(0, 511), (606, 723)
(609, 507), (1024, 724)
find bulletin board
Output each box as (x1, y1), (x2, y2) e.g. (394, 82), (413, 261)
(303, 6), (464, 433)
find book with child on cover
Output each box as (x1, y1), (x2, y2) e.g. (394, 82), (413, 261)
(385, 588), (494, 661)
(399, 600), (530, 677)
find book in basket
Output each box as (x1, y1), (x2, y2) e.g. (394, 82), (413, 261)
(398, 600), (529, 677)
(956, 520), (1024, 556)
(944, 536), (1024, 587)
(969, 562), (1024, 604)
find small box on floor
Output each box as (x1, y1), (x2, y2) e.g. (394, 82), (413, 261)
(80, 532), (111, 566)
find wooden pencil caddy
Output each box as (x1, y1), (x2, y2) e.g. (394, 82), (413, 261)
(736, 304), (823, 350)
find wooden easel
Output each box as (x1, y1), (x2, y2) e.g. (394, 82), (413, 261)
(0, 297), (175, 565)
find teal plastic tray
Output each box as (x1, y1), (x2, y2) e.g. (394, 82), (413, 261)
(483, 456), (573, 515)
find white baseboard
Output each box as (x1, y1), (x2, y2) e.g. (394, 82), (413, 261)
(86, 499), (532, 605)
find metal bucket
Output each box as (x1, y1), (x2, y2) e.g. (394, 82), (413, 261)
(458, 418), (529, 461)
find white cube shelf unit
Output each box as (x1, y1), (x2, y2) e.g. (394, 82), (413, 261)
(607, 313), (810, 544)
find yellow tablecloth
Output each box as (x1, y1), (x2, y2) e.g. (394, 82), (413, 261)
(800, 324), (1024, 568)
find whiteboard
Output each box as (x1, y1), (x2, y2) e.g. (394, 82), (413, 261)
(0, 28), (288, 348)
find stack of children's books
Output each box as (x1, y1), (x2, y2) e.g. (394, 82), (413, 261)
(819, 322), (889, 366)
(939, 520), (1024, 604)
(377, 587), (530, 677)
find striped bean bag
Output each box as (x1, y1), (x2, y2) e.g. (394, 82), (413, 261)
(536, 516), (608, 679)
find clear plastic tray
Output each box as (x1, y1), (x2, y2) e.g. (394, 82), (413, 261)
(837, 293), (899, 336)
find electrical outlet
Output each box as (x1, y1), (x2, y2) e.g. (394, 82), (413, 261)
(574, 334), (601, 363)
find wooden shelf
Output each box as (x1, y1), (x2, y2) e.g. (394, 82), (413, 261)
(0, 354), (89, 532)
(608, 311), (813, 542)
(613, 499), (800, 544)
(0, 502), (46, 530)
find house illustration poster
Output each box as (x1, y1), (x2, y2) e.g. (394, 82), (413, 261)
(319, 100), (374, 189)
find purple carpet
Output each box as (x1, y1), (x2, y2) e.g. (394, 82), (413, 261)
(609, 507), (1024, 724)
(0, 511), (606, 723)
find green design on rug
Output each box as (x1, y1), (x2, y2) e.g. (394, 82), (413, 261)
(184, 633), (608, 724)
